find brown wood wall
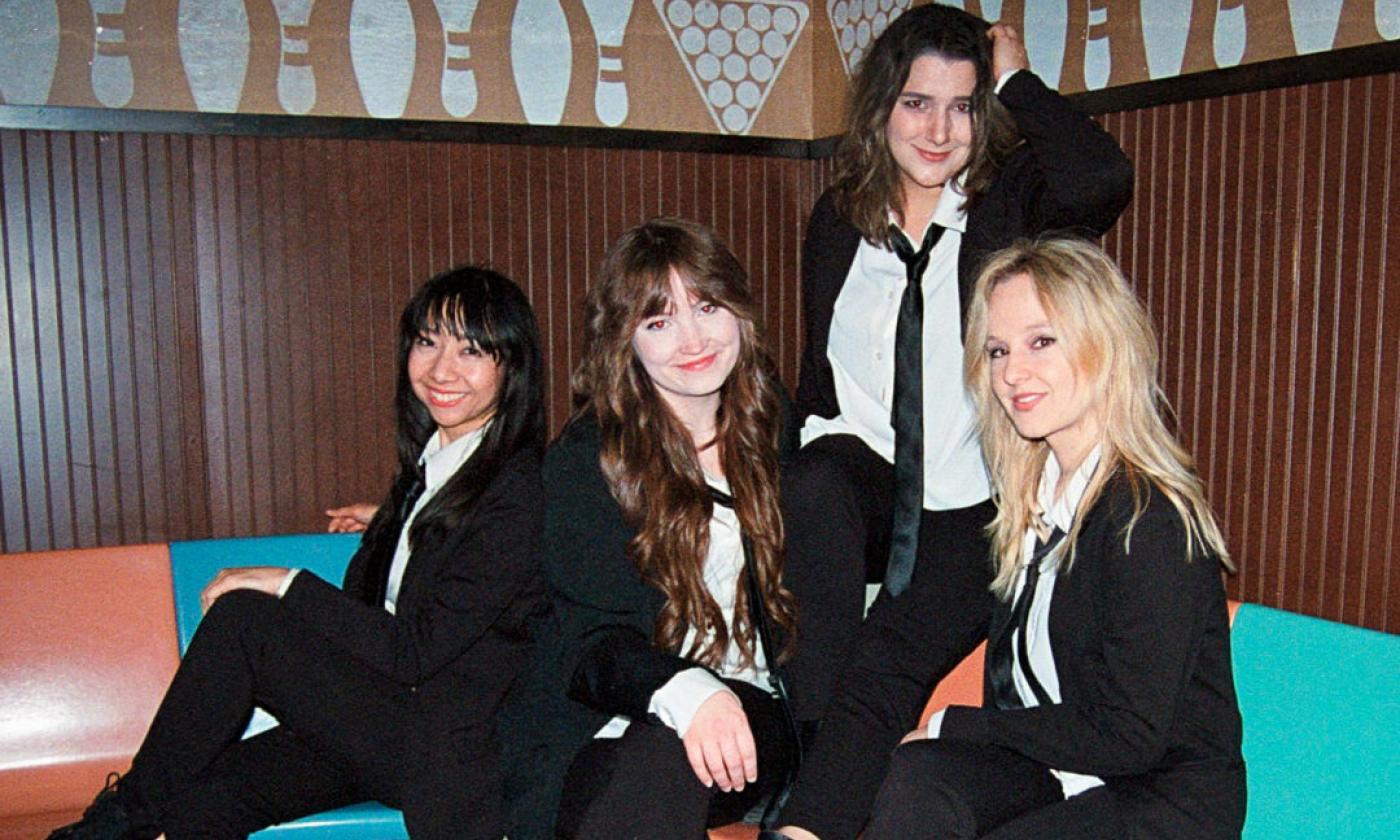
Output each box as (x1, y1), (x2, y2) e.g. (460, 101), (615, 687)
(1099, 72), (1400, 633)
(0, 133), (820, 550)
(2, 69), (1397, 633)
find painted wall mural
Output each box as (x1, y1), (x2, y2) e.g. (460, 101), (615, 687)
(0, 1), (1395, 139)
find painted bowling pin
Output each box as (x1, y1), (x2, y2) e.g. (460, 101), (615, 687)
(1083, 0), (1110, 90)
(1214, 0), (1246, 68)
(511, 0), (572, 125)
(1140, 0), (1190, 79)
(583, 0), (633, 127)
(981, 0), (1003, 22)
(350, 0), (417, 118)
(1287, 0), (1342, 54)
(271, 0), (316, 114)
(0, 0), (60, 105)
(432, 0), (481, 118)
(178, 0), (251, 112)
(1021, 0), (1067, 89)
(1377, 0), (1399, 41)
(90, 0), (134, 107)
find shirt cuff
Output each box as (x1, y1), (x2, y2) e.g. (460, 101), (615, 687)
(926, 708), (947, 739)
(276, 568), (302, 598)
(647, 667), (733, 737)
(995, 68), (1022, 94)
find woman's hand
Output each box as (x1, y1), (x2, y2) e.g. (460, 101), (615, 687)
(200, 566), (293, 613)
(325, 502), (379, 533)
(682, 690), (758, 792)
(987, 23), (1030, 80)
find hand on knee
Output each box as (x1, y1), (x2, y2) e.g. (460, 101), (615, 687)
(681, 690), (757, 792)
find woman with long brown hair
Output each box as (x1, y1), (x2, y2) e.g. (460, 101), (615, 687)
(504, 218), (802, 839)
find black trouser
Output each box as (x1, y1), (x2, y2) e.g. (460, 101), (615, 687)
(864, 739), (1125, 839)
(555, 679), (798, 840)
(118, 589), (500, 840)
(777, 436), (999, 839)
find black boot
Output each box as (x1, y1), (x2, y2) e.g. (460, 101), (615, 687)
(46, 774), (136, 840)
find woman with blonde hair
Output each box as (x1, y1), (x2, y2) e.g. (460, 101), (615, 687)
(846, 237), (1245, 838)
(504, 218), (813, 839)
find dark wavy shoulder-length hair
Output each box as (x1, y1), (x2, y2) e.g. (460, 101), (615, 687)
(834, 2), (1021, 246)
(358, 266), (545, 570)
(572, 217), (796, 669)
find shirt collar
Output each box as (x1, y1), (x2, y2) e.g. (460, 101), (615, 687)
(418, 424), (487, 492)
(1035, 444), (1103, 535)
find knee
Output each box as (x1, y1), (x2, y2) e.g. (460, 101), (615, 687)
(867, 743), (977, 839)
(198, 588), (277, 639)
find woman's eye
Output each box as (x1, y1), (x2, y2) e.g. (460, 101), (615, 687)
(697, 302), (719, 315)
(953, 101), (971, 114)
(901, 97), (925, 111)
(462, 345), (481, 357)
(987, 346), (1006, 359)
(644, 319), (668, 331)
(1031, 335), (1056, 349)
(415, 335), (435, 348)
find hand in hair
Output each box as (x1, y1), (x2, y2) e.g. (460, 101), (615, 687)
(325, 502), (379, 533)
(987, 23), (1030, 80)
(200, 566), (294, 613)
(682, 689), (758, 792)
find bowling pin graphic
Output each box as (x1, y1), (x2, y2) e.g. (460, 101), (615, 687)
(1140, 0), (1190, 79)
(271, 0), (316, 114)
(0, 0), (60, 105)
(981, 1), (1003, 22)
(1214, 0), (1246, 68)
(178, 0), (251, 112)
(1287, 0), (1342, 54)
(583, 0), (633, 127)
(350, 0), (417, 118)
(89, 0), (133, 107)
(431, 0), (481, 118)
(1021, 0), (1067, 89)
(1083, 0), (1110, 90)
(511, 0), (572, 125)
(1377, 0), (1399, 41)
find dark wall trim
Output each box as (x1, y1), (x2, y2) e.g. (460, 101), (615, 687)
(1, 39), (1396, 153)
(1070, 39), (1400, 114)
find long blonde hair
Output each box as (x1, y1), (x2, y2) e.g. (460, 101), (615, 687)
(572, 218), (796, 668)
(963, 237), (1233, 599)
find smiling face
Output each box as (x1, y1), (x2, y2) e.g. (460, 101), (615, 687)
(630, 269), (742, 426)
(984, 272), (1102, 469)
(407, 328), (503, 444)
(885, 53), (977, 206)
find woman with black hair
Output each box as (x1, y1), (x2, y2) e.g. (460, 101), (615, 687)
(49, 267), (546, 840)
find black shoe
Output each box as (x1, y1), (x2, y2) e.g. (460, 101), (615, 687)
(46, 773), (134, 840)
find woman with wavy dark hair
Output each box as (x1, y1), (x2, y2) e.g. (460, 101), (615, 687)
(504, 218), (801, 839)
(50, 267), (546, 840)
(768, 5), (1133, 838)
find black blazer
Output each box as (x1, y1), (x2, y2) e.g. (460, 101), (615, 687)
(941, 471), (1246, 838)
(280, 445), (544, 754)
(502, 414), (790, 838)
(795, 69), (1134, 425)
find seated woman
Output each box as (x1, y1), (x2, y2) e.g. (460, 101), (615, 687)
(50, 267), (546, 840)
(770, 238), (1245, 840)
(505, 218), (801, 839)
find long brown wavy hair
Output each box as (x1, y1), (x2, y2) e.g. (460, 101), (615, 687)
(573, 217), (796, 669)
(834, 3), (1021, 247)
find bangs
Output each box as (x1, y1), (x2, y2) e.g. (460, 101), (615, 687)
(412, 290), (502, 358)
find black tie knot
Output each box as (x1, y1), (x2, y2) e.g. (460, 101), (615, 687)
(708, 486), (736, 510)
(889, 222), (944, 280)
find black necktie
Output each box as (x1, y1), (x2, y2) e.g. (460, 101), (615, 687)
(363, 477), (424, 607)
(884, 221), (944, 596)
(988, 527), (1066, 710)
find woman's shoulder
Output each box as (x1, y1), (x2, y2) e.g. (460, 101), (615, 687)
(544, 412), (603, 476)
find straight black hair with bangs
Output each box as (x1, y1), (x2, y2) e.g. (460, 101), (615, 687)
(353, 266), (545, 601)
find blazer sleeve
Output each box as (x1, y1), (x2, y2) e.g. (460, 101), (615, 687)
(541, 422), (700, 720)
(938, 494), (1218, 777)
(996, 69), (1134, 237)
(280, 449), (544, 687)
(793, 190), (859, 425)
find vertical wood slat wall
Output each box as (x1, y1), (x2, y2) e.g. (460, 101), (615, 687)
(2, 70), (1397, 634)
(0, 134), (820, 551)
(1099, 71), (1399, 633)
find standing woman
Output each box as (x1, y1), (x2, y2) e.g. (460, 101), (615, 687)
(505, 218), (800, 839)
(772, 5), (1133, 835)
(50, 267), (546, 840)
